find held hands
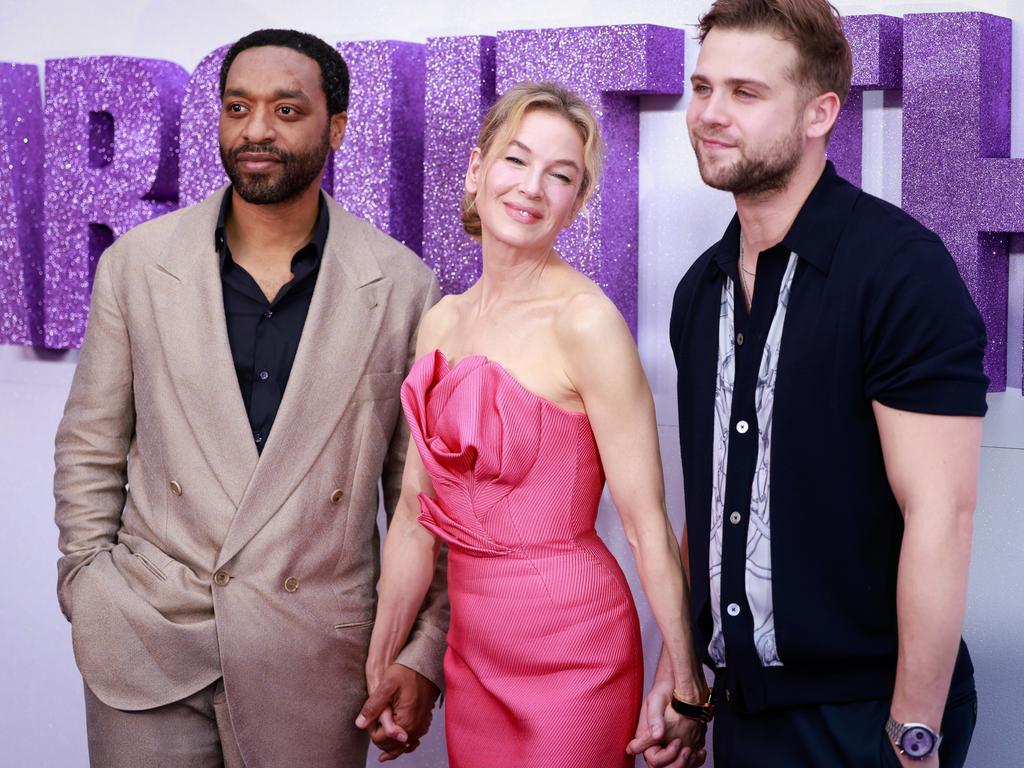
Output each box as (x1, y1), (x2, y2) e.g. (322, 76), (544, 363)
(627, 679), (707, 768)
(356, 662), (439, 762)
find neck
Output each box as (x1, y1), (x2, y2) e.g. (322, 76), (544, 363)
(224, 181), (321, 258)
(477, 236), (556, 310)
(735, 153), (826, 256)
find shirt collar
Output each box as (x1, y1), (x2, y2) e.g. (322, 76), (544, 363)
(215, 188), (330, 270)
(708, 161), (859, 279)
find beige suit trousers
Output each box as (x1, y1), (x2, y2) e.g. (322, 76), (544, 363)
(84, 679), (246, 768)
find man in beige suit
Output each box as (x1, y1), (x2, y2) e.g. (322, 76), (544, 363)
(54, 29), (447, 767)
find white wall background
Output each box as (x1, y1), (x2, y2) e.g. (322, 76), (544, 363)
(2, 1), (1022, 766)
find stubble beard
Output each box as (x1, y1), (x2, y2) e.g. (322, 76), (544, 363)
(692, 124), (804, 198)
(220, 123), (331, 205)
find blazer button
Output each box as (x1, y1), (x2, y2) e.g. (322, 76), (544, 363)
(169, 480), (183, 496)
(284, 576), (299, 593)
(330, 488), (344, 504)
(213, 570), (230, 587)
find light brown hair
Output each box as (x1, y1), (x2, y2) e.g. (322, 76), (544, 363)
(461, 82), (603, 240)
(697, 0), (852, 105)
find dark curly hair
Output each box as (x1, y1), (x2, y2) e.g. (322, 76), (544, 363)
(219, 29), (349, 115)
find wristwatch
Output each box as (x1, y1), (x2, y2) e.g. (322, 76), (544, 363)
(885, 716), (943, 760)
(670, 687), (715, 724)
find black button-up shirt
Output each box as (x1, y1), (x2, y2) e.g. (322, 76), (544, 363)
(670, 162), (988, 712)
(216, 191), (329, 453)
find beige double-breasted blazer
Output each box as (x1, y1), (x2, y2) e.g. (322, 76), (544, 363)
(54, 188), (448, 767)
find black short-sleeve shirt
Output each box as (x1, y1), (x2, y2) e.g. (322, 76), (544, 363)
(669, 162), (988, 712)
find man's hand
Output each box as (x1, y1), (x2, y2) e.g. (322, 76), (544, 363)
(627, 680), (707, 768)
(356, 663), (438, 762)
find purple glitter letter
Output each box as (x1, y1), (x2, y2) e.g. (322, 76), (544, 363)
(831, 16), (902, 187)
(179, 45), (231, 207)
(43, 57), (187, 348)
(422, 36), (495, 294)
(903, 13), (1019, 391)
(497, 25), (685, 334)
(0, 64), (45, 346)
(334, 41), (425, 252)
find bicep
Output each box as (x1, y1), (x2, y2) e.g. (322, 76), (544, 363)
(872, 401), (982, 517)
(567, 306), (665, 516)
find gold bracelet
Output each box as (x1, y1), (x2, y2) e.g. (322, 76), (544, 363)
(670, 686), (715, 723)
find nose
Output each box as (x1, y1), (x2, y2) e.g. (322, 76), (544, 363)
(689, 89), (729, 134)
(518, 167), (543, 199)
(241, 105), (276, 144)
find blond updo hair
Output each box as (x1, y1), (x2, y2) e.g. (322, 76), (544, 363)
(461, 81), (604, 240)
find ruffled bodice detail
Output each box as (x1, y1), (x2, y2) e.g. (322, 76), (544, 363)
(400, 349), (600, 557)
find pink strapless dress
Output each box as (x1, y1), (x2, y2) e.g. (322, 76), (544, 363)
(401, 350), (643, 768)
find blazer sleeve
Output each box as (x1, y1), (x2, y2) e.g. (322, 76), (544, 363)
(385, 273), (450, 689)
(53, 247), (135, 621)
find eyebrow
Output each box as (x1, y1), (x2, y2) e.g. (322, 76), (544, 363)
(223, 87), (312, 102)
(690, 74), (773, 91)
(509, 139), (581, 171)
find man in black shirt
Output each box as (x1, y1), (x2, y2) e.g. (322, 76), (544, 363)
(54, 29), (446, 768)
(630, 2), (986, 767)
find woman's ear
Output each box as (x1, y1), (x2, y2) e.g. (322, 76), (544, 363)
(464, 147), (482, 195)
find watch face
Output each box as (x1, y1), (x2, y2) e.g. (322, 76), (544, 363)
(900, 726), (937, 758)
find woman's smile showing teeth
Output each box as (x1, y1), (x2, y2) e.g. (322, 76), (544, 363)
(503, 202), (542, 223)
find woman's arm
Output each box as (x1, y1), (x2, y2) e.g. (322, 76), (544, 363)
(558, 293), (707, 733)
(356, 303), (449, 760)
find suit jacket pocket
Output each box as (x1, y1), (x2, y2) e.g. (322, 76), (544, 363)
(118, 531), (173, 580)
(335, 617), (375, 630)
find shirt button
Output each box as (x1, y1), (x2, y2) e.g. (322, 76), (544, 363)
(254, 432), (264, 444)
(725, 689), (732, 703)
(284, 576), (299, 593)
(258, 370), (270, 381)
(263, 310), (273, 319)
(736, 420), (749, 434)
(330, 488), (344, 504)
(727, 602), (741, 617)
(213, 570), (230, 587)
(736, 332), (744, 346)
(169, 480), (182, 496)
(729, 511), (742, 525)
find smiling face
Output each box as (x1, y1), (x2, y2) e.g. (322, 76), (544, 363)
(465, 108), (586, 253)
(687, 27), (814, 197)
(218, 45), (346, 205)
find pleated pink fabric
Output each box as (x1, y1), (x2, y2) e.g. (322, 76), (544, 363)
(402, 349), (643, 767)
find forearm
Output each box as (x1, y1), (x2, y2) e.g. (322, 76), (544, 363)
(368, 503), (440, 686)
(630, 513), (705, 698)
(891, 502), (973, 728)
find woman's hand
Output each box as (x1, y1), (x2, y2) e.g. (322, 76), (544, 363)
(628, 674), (707, 768)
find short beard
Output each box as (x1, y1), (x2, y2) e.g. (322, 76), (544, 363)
(693, 127), (803, 198)
(220, 125), (330, 205)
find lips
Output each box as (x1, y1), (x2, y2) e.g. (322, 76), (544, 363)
(698, 135), (737, 150)
(503, 201), (543, 223)
(234, 150), (284, 172)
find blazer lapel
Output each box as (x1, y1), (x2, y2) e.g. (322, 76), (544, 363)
(215, 200), (391, 569)
(144, 188), (259, 508)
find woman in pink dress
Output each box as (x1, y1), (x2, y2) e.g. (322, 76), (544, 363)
(362, 82), (707, 767)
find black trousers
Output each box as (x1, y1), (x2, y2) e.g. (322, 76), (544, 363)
(711, 682), (977, 768)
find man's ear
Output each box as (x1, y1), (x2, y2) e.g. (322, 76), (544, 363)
(464, 147), (482, 195)
(330, 112), (348, 150)
(806, 92), (841, 140)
